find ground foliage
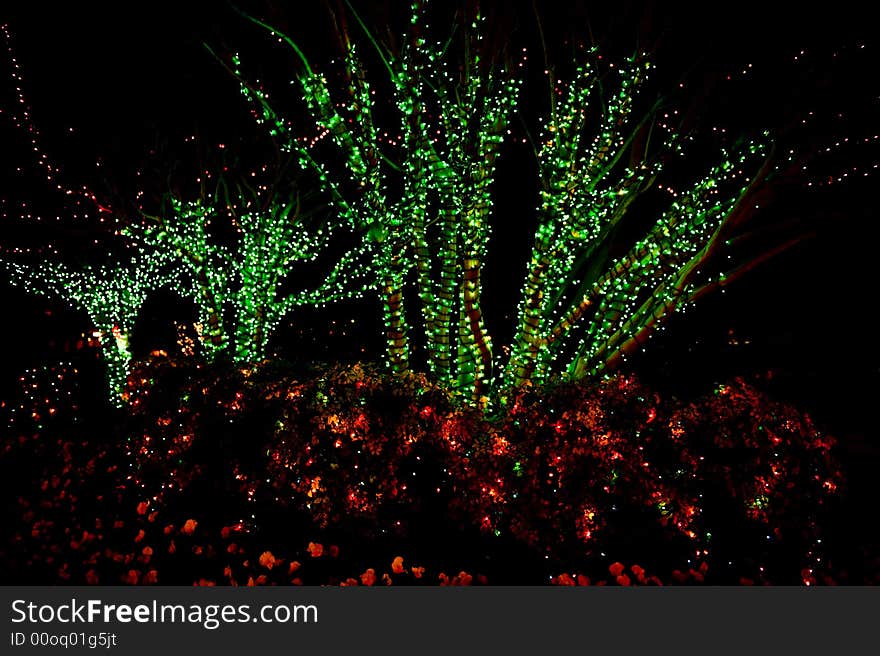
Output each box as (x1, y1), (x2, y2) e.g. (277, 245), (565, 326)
(1, 354), (864, 585)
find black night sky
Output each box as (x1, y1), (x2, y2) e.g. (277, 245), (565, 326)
(0, 0), (878, 586)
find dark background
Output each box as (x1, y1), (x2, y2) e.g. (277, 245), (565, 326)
(0, 0), (877, 546)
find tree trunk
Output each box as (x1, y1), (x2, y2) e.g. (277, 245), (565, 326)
(101, 325), (133, 408)
(433, 214), (458, 384)
(507, 234), (554, 389)
(457, 257), (493, 402)
(382, 255), (409, 374)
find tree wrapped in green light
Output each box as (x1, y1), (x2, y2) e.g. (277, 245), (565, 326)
(1, 253), (177, 405)
(234, 1), (524, 400)
(129, 180), (359, 364)
(226, 12), (419, 374)
(421, 9), (523, 400)
(130, 198), (231, 359)
(501, 53), (772, 389)
(231, 1), (774, 406)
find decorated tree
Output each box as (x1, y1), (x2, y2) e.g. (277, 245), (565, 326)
(1, 253), (177, 405)
(227, 10), (425, 375)
(2, 21), (370, 387)
(229, 1), (777, 406)
(128, 178), (359, 364)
